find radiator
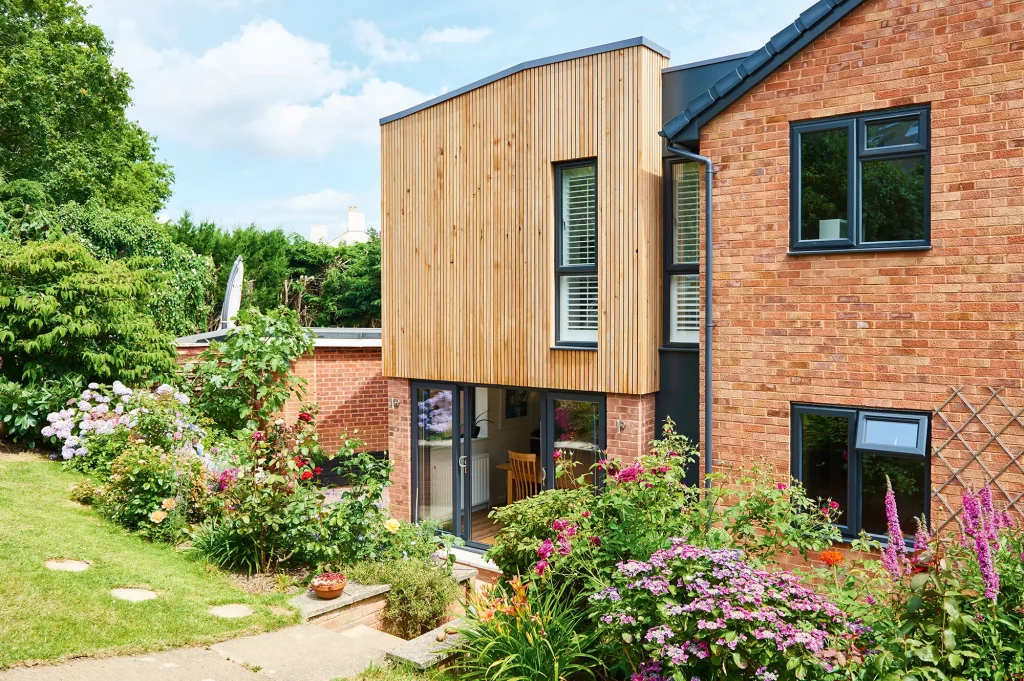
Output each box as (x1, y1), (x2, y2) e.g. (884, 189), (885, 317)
(423, 451), (491, 520)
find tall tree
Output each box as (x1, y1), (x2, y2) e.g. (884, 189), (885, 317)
(0, 0), (173, 213)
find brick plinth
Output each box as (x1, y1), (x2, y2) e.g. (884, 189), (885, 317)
(605, 393), (657, 466)
(387, 377), (413, 522)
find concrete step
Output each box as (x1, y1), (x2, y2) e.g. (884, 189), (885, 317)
(386, 619), (463, 671)
(212, 623), (404, 681)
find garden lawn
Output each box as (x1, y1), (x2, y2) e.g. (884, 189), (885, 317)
(338, 661), (454, 681)
(0, 454), (298, 668)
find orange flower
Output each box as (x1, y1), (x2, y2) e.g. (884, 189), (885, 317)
(820, 549), (844, 567)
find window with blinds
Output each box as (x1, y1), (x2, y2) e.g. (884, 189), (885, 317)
(666, 161), (701, 346)
(556, 161), (598, 345)
(669, 274), (700, 344)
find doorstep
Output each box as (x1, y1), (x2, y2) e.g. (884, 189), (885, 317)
(449, 547), (501, 585)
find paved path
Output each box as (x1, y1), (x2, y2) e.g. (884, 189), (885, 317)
(0, 623), (404, 681)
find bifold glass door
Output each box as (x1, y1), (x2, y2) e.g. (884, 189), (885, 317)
(413, 383), (604, 548)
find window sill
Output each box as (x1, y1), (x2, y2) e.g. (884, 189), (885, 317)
(659, 345), (699, 353)
(787, 245), (932, 256)
(550, 344), (598, 352)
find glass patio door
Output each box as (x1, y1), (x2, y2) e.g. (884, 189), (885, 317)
(413, 385), (467, 536)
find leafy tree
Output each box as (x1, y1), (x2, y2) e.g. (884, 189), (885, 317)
(0, 234), (177, 384)
(183, 306), (314, 432)
(0, 0), (173, 213)
(311, 232), (382, 327)
(50, 203), (215, 335)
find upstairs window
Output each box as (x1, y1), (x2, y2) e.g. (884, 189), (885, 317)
(791, 404), (929, 541)
(556, 160), (598, 346)
(665, 161), (701, 346)
(790, 106), (929, 252)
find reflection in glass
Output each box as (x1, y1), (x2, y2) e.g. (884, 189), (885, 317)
(862, 417), (920, 449)
(553, 400), (600, 488)
(800, 128), (850, 241)
(862, 156), (926, 243)
(861, 453), (926, 537)
(416, 388), (454, 531)
(866, 118), (919, 148)
(800, 413), (850, 526)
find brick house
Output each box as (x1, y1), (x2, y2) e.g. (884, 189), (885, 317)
(372, 0), (1024, 551)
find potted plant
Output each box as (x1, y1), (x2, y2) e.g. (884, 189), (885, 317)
(310, 569), (347, 600)
(471, 412), (493, 438)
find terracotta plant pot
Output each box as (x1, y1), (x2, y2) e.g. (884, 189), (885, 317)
(311, 578), (347, 600)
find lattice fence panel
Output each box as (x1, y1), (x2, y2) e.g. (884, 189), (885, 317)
(931, 387), (1024, 534)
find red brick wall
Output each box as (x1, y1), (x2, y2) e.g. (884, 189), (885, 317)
(387, 377), (413, 522)
(606, 393), (657, 466)
(177, 345), (389, 454)
(699, 0), (1024, 519)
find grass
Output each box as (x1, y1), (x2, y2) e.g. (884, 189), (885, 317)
(0, 454), (299, 668)
(337, 661), (456, 681)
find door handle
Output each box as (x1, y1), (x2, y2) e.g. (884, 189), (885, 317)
(541, 468), (547, 482)
(458, 455), (467, 471)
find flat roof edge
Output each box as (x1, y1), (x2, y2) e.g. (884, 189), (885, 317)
(380, 36), (670, 125)
(661, 51), (755, 74)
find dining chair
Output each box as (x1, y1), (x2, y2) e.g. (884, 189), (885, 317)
(508, 451), (542, 503)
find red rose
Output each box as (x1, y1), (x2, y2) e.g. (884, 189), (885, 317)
(298, 412), (312, 422)
(251, 431), (265, 442)
(301, 470), (313, 480)
(313, 467), (323, 475)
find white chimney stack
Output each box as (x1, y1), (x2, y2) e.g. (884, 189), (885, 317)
(338, 206), (369, 244)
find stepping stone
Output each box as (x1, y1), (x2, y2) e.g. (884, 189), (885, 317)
(111, 588), (158, 602)
(208, 604), (253, 618)
(45, 559), (91, 572)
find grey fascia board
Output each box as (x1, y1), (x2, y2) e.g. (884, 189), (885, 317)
(380, 37), (670, 125)
(664, 0), (866, 144)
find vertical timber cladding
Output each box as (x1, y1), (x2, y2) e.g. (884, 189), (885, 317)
(381, 45), (667, 395)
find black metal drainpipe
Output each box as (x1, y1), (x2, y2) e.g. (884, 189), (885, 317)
(666, 142), (714, 489)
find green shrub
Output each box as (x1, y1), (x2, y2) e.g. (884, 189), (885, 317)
(69, 479), (104, 505)
(183, 306), (313, 432)
(0, 376), (81, 447)
(0, 236), (176, 385)
(347, 559), (460, 640)
(188, 411), (330, 573)
(454, 578), (599, 680)
(101, 444), (198, 541)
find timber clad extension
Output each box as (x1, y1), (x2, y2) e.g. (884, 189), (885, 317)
(381, 42), (667, 395)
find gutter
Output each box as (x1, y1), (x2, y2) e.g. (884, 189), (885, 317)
(665, 142), (715, 489)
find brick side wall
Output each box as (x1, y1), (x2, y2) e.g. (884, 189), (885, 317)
(387, 377), (413, 522)
(699, 0), (1024, 518)
(606, 393), (658, 466)
(176, 345), (389, 454)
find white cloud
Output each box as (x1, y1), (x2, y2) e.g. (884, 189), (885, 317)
(351, 20), (493, 62)
(421, 26), (492, 44)
(112, 19), (426, 156)
(351, 19), (419, 63)
(279, 188), (356, 215)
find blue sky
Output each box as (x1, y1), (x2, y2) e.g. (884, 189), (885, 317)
(85, 0), (814, 238)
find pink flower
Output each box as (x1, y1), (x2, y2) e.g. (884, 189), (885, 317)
(534, 560), (548, 577)
(582, 510), (591, 518)
(776, 482), (787, 491)
(537, 539), (555, 560)
(588, 536), (601, 547)
(251, 431), (265, 442)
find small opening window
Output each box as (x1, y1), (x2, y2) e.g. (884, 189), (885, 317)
(790, 106), (929, 253)
(664, 160), (701, 346)
(792, 404), (929, 541)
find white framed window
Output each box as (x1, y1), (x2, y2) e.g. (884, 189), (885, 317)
(665, 161), (700, 346)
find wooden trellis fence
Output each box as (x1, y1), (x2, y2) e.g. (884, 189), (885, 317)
(931, 386), (1024, 534)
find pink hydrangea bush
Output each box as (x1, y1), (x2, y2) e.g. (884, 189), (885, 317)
(44, 381), (217, 475)
(591, 540), (861, 681)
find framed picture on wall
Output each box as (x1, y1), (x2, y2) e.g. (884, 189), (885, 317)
(499, 388), (531, 428)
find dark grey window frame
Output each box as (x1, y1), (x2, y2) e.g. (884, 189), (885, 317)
(789, 105), (931, 254)
(409, 381), (606, 552)
(791, 403), (930, 543)
(554, 159), (599, 348)
(662, 158), (700, 350)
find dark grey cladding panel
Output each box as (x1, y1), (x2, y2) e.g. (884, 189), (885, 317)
(662, 0), (866, 145)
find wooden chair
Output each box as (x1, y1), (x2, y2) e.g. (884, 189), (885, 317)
(508, 451), (542, 503)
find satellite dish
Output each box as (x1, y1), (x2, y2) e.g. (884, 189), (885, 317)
(219, 256), (244, 329)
